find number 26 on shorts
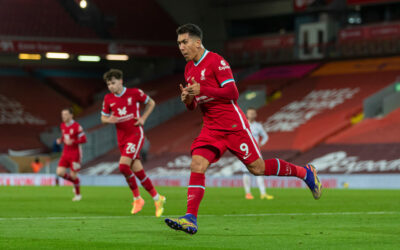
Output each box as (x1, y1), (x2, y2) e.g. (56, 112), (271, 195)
(126, 143), (137, 154)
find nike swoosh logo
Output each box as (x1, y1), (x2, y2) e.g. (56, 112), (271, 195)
(243, 153), (252, 160)
(110, 103), (116, 107)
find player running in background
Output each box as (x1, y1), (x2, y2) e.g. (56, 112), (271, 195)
(242, 107), (274, 200)
(56, 108), (86, 201)
(165, 23), (322, 234)
(101, 69), (166, 217)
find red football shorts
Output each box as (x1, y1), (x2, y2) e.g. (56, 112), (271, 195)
(118, 127), (145, 160)
(58, 152), (81, 172)
(191, 126), (262, 165)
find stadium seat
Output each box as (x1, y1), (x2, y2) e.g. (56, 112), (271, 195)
(91, 0), (176, 40)
(0, 0), (97, 38)
(0, 74), (71, 152)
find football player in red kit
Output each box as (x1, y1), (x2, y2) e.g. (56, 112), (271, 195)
(164, 24), (322, 234)
(101, 69), (166, 217)
(56, 108), (86, 201)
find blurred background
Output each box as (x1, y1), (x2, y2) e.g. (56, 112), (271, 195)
(1, 0), (400, 188)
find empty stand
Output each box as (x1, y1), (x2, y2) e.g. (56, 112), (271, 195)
(135, 74), (183, 103)
(326, 107), (400, 145)
(257, 70), (400, 152)
(0, 74), (71, 152)
(0, 0), (97, 38)
(46, 77), (106, 107)
(239, 63), (319, 95)
(292, 108), (400, 174)
(92, 0), (177, 40)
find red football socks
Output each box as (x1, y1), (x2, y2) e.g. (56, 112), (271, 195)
(186, 172), (205, 217)
(119, 164), (140, 198)
(264, 159), (306, 179)
(134, 169), (157, 198)
(73, 178), (80, 195)
(63, 173), (80, 195)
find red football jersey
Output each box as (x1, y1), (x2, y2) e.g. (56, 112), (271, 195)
(60, 120), (86, 157)
(101, 87), (149, 143)
(185, 50), (248, 131)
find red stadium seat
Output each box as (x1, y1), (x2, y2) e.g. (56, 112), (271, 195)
(0, 0), (97, 38)
(0, 75), (71, 152)
(91, 0), (177, 40)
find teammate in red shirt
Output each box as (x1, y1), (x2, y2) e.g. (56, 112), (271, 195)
(165, 24), (322, 234)
(101, 69), (166, 217)
(56, 108), (87, 201)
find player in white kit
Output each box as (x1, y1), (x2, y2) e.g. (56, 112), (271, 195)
(242, 108), (274, 200)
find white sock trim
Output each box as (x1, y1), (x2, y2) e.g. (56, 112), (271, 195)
(188, 185), (205, 190)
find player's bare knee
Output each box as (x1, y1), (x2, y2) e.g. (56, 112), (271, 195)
(246, 159), (265, 176)
(70, 172), (77, 180)
(246, 165), (260, 175)
(190, 156), (208, 173)
(56, 167), (65, 177)
(190, 161), (205, 173)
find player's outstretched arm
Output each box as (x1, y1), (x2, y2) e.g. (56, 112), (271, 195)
(135, 97), (155, 126)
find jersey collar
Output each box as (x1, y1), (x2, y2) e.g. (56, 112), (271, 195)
(65, 120), (74, 127)
(194, 49), (209, 67)
(114, 87), (126, 97)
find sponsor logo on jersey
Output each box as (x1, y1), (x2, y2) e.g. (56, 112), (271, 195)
(195, 95), (215, 104)
(117, 107), (127, 116)
(219, 60), (230, 71)
(200, 68), (206, 80)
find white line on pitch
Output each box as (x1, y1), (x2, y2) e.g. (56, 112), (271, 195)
(0, 211), (398, 221)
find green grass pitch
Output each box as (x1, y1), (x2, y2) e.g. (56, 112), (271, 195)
(0, 186), (399, 249)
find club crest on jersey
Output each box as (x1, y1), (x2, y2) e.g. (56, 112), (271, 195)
(117, 106), (127, 116)
(127, 97), (132, 106)
(69, 129), (74, 134)
(200, 69), (206, 80)
(219, 60), (230, 71)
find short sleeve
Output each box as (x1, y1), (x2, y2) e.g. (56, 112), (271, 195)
(78, 125), (85, 137)
(134, 88), (150, 104)
(213, 55), (235, 87)
(101, 96), (111, 116)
